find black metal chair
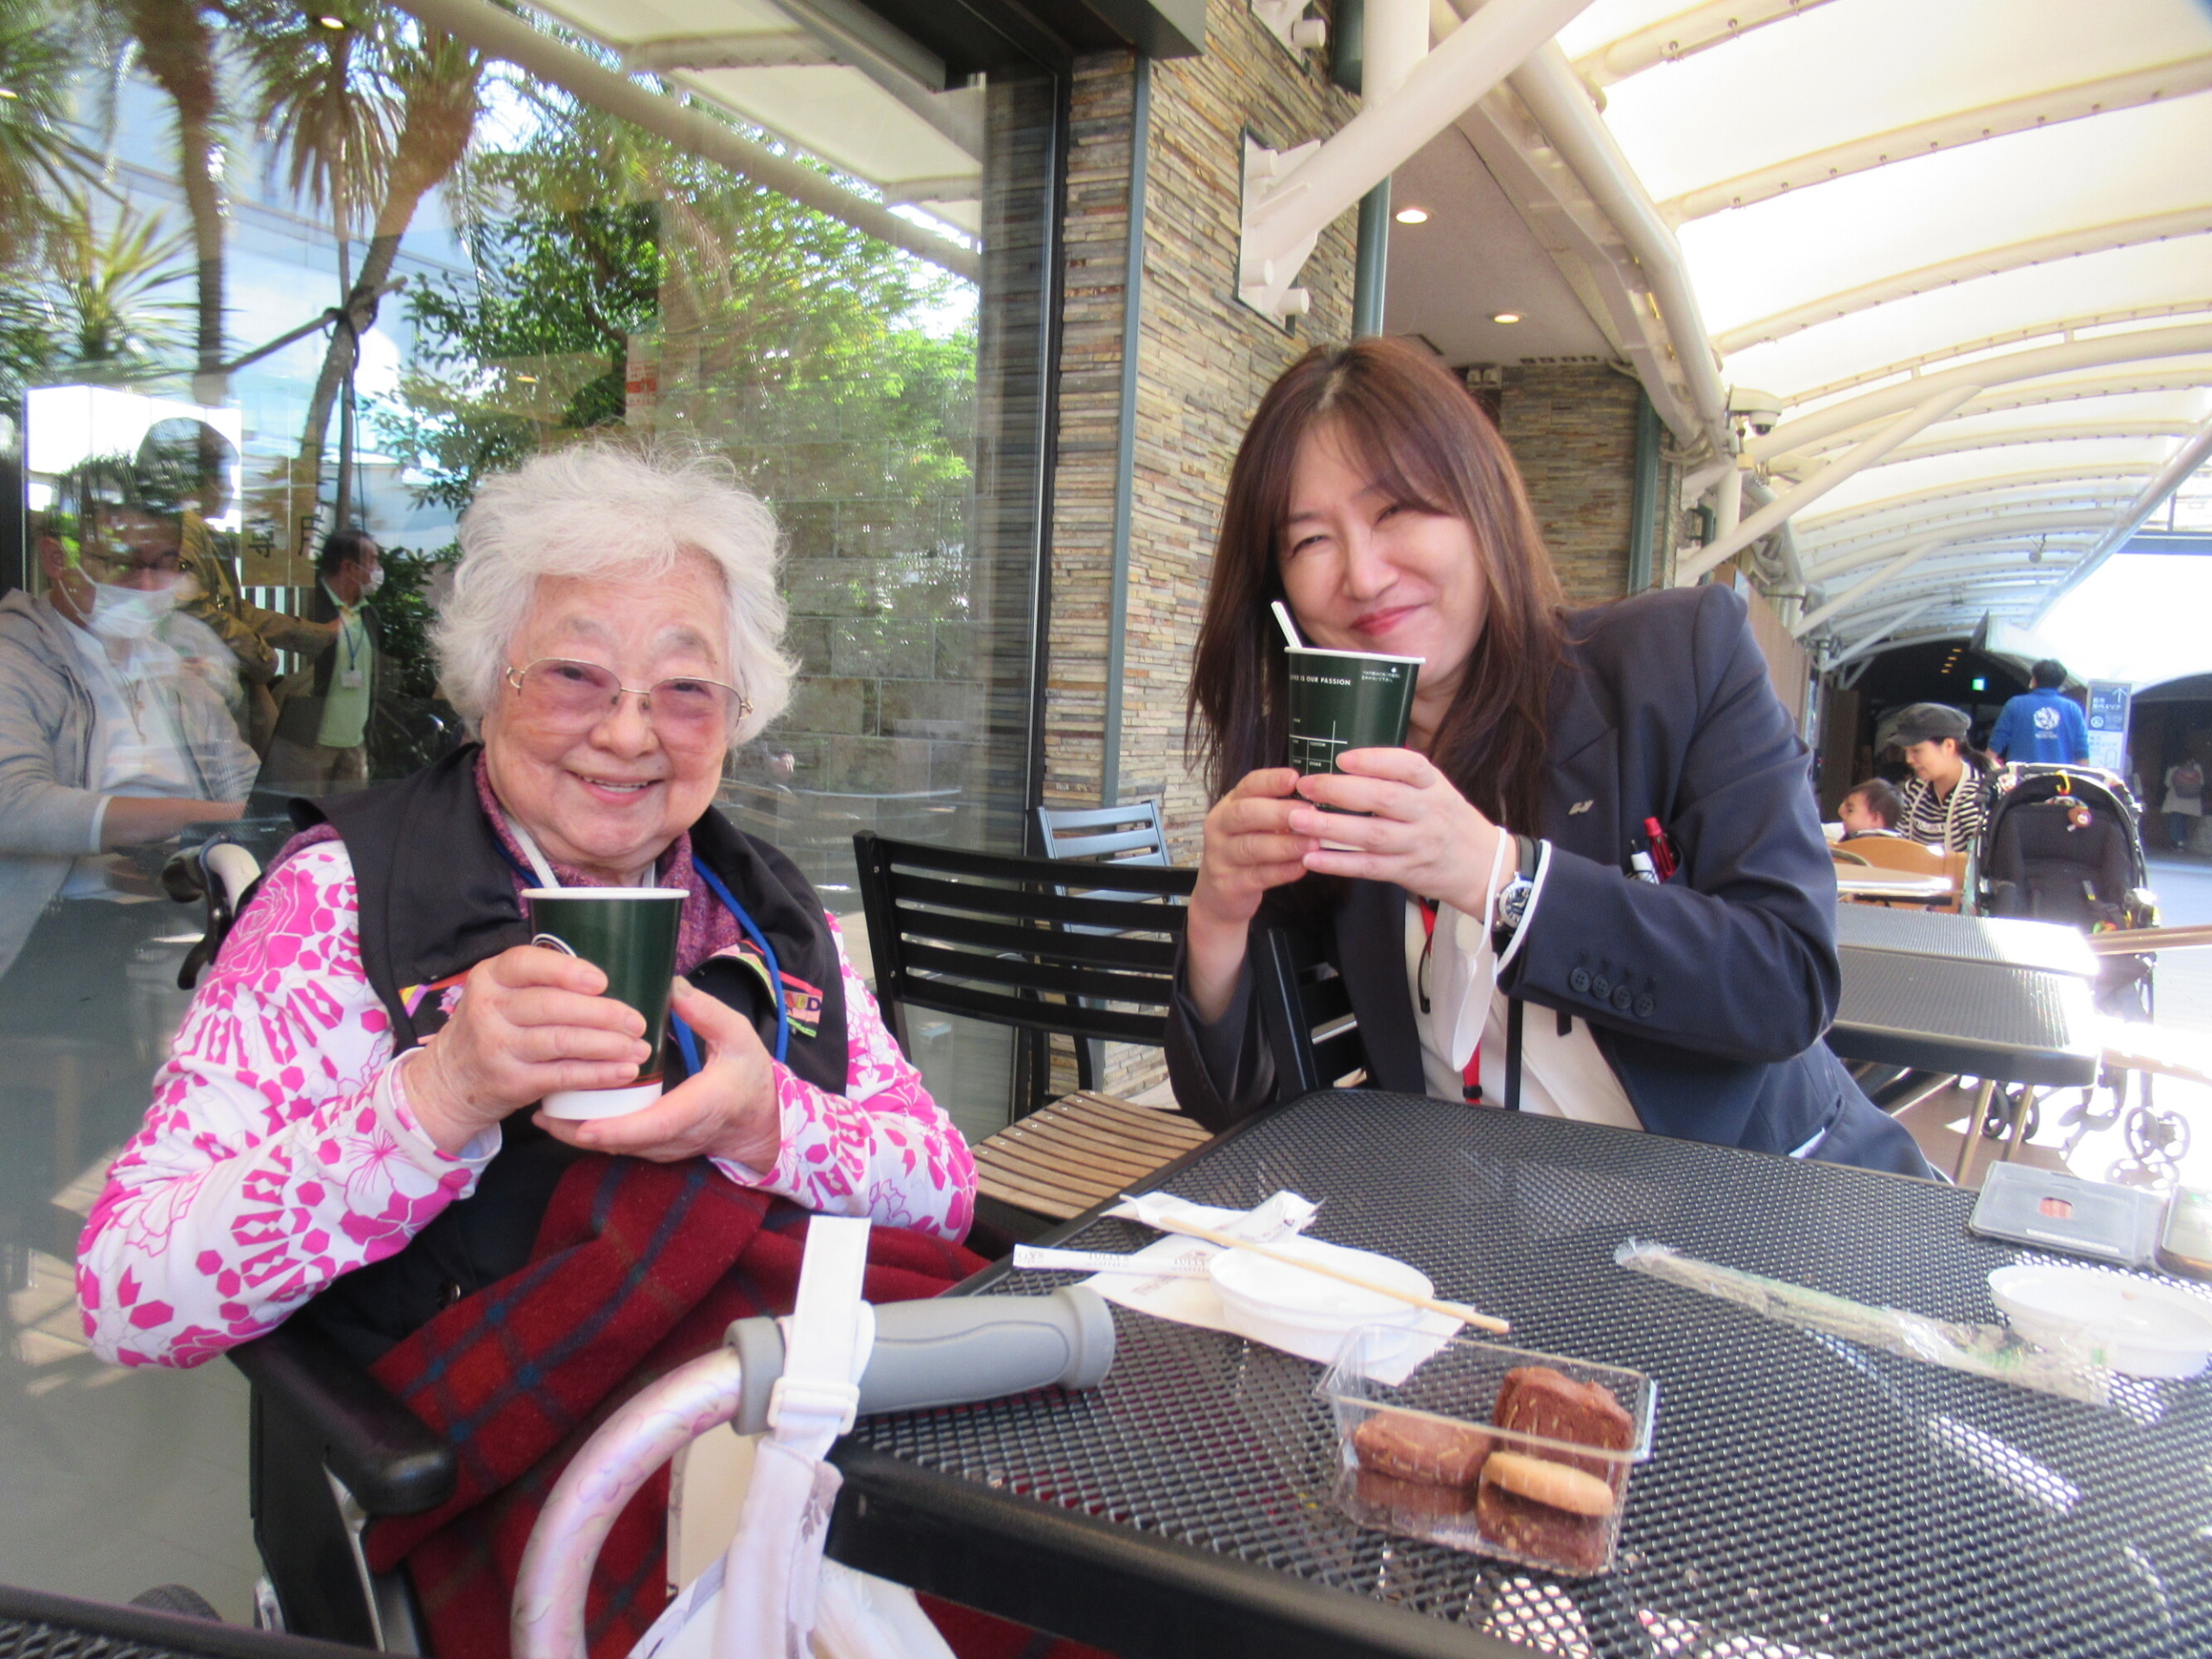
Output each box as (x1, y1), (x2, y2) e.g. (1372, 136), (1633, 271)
(1250, 924), (1372, 1105)
(852, 832), (1206, 1230)
(1035, 801), (1171, 1090)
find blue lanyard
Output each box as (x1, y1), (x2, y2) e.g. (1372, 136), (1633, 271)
(671, 862), (791, 1072)
(492, 842), (791, 1071)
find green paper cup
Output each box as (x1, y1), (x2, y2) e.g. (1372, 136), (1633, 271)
(1286, 645), (1422, 785)
(524, 887), (686, 1120)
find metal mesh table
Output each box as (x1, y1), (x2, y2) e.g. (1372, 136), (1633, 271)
(0, 1587), (355, 1659)
(1834, 906), (2100, 978)
(1830, 946), (2101, 1085)
(831, 1093), (2212, 1658)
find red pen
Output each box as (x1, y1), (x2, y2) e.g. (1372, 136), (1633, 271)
(1643, 817), (1678, 881)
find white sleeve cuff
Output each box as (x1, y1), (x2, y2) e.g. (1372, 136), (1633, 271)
(1494, 838), (1553, 976)
(88, 796), (111, 854)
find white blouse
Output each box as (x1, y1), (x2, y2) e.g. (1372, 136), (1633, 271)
(1402, 856), (1643, 1131)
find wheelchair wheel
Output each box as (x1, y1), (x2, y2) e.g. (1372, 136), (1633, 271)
(2125, 1105), (2190, 1164)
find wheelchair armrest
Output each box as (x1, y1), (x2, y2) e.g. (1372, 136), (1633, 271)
(231, 1321), (457, 1516)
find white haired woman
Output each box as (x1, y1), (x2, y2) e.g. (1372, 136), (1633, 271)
(79, 442), (980, 1376)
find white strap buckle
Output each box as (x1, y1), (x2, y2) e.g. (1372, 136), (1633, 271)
(766, 1371), (861, 1437)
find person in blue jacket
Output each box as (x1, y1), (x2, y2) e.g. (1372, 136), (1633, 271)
(1990, 660), (2089, 765)
(1166, 338), (1930, 1179)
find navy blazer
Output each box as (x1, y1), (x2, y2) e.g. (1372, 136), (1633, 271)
(1167, 584), (1930, 1176)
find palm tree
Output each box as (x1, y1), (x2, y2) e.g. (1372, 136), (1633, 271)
(0, 0), (95, 272)
(115, 0), (228, 402)
(40, 188), (195, 381)
(238, 2), (482, 530)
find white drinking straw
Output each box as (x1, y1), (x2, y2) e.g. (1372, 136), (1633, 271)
(1271, 600), (1304, 650)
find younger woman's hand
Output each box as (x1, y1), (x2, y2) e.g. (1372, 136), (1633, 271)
(1185, 767), (1318, 1023)
(1289, 748), (1505, 918)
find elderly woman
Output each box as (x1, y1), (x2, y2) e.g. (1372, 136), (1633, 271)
(78, 443), (976, 1370)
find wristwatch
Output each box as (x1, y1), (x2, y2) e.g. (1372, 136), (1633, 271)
(1491, 833), (1541, 956)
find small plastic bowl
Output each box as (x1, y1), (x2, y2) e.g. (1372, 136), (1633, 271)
(1989, 1263), (2212, 1379)
(1207, 1236), (1429, 1351)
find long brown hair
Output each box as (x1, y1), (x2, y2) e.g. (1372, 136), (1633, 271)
(1187, 339), (1567, 832)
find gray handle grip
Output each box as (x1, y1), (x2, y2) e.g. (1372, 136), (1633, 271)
(723, 1287), (1114, 1435)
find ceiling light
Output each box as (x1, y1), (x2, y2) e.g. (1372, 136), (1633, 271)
(1394, 207), (1429, 225)
(317, 15), (346, 29)
(0, 88), (17, 100)
(514, 373), (538, 384)
(1491, 312), (1522, 325)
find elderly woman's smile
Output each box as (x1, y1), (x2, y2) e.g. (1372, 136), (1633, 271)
(481, 558), (734, 883)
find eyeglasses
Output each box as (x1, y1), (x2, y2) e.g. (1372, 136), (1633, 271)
(504, 658), (750, 746)
(78, 546), (184, 582)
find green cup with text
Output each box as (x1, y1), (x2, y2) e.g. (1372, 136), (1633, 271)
(1286, 645), (1422, 785)
(524, 887), (687, 1120)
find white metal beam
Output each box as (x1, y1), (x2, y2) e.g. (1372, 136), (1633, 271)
(1792, 539), (1943, 636)
(1667, 58), (2212, 225)
(1573, 0), (1843, 87)
(1770, 371), (2212, 466)
(1675, 385), (1979, 583)
(1827, 600), (1941, 667)
(1715, 217), (2212, 358)
(391, 0), (981, 281)
(1510, 42), (1732, 457)
(1238, 0), (1594, 321)
(1743, 323), (2212, 463)
(1866, 421), (2200, 465)
(1808, 514), (2114, 575)
(1796, 466), (2160, 534)
(2031, 411), (2212, 623)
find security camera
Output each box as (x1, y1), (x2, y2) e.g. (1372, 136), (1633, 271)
(1729, 388), (1783, 436)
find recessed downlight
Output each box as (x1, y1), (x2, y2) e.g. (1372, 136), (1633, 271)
(1491, 311), (1522, 325)
(1393, 207), (1429, 225)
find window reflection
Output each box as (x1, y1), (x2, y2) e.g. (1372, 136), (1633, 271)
(0, 0), (1044, 1613)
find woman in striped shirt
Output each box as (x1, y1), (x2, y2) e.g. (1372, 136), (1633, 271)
(1891, 702), (1996, 853)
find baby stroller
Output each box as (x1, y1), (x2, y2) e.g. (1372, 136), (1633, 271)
(1975, 765), (2176, 1157)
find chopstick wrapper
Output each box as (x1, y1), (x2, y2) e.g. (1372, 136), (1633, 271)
(1083, 1191), (1457, 1384)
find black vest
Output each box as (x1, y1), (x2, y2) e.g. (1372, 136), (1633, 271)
(283, 746), (849, 1363)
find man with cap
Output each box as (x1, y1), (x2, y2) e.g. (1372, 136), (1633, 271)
(1990, 659), (2090, 766)
(1891, 702), (1995, 853)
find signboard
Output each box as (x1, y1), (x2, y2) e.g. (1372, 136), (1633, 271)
(2086, 680), (2132, 778)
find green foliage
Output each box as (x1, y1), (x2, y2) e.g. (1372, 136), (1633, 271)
(368, 88), (978, 533)
(374, 539), (454, 699)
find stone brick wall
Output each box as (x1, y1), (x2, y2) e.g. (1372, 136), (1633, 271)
(1045, 19), (1359, 861)
(1496, 361), (1643, 607)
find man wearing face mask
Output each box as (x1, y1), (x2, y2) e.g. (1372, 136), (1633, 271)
(0, 455), (257, 980)
(264, 528), (386, 795)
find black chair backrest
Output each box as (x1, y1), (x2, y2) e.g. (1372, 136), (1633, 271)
(1250, 924), (1369, 1104)
(853, 832), (1196, 1061)
(1036, 800), (1170, 868)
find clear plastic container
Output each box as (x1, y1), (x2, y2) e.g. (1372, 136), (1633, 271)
(1319, 1327), (1656, 1578)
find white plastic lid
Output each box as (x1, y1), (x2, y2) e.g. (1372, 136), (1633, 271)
(1989, 1263), (2212, 1379)
(1209, 1236), (1431, 1335)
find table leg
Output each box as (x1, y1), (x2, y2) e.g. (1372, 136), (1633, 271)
(1954, 1078), (1998, 1185)
(2000, 1086), (2035, 1162)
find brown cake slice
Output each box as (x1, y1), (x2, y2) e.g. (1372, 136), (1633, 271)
(1350, 1408), (1493, 1486)
(1474, 1481), (1611, 1575)
(1491, 1365), (1633, 1479)
(1351, 1465), (1479, 1529)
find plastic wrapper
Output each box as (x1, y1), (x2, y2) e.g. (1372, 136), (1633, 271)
(1614, 1239), (2109, 1405)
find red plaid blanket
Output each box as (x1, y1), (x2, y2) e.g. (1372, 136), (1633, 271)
(364, 1155), (983, 1659)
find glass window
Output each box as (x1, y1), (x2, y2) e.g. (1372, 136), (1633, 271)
(0, 0), (1057, 1616)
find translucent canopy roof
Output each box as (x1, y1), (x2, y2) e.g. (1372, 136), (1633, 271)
(1553, 0), (2212, 650)
(524, 0), (982, 234)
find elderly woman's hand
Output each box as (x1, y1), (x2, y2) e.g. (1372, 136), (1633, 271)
(536, 979), (782, 1169)
(1290, 748), (1505, 918)
(403, 945), (656, 1155)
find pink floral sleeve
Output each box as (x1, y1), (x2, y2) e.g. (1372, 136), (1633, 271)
(78, 848), (976, 1369)
(714, 913), (976, 1241)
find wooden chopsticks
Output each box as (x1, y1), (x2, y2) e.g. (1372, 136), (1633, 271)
(1122, 1200), (1510, 1335)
